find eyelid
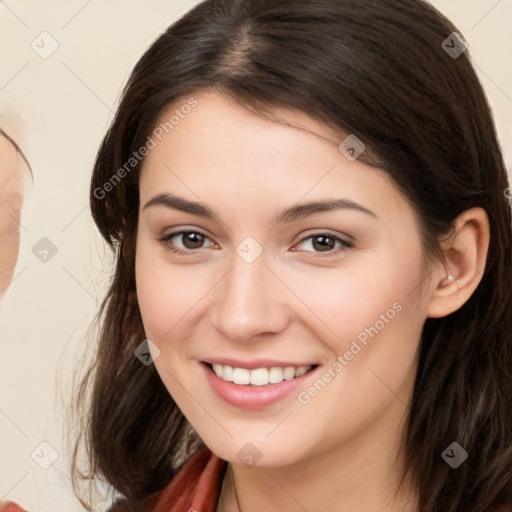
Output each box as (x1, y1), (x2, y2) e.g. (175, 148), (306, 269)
(158, 229), (217, 251)
(295, 229), (354, 245)
(158, 228), (353, 257)
(292, 231), (354, 256)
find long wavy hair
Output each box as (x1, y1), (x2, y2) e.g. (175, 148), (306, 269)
(71, 1), (512, 511)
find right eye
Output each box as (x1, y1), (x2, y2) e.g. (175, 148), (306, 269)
(158, 230), (217, 255)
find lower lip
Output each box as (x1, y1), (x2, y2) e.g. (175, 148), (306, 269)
(201, 362), (318, 410)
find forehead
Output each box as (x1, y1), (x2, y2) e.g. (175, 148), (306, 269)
(138, 90), (409, 222)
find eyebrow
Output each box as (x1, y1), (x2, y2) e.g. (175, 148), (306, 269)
(143, 192), (377, 223)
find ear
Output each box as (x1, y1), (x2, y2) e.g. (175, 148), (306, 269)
(426, 207), (490, 319)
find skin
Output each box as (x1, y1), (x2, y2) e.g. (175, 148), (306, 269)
(0, 131), (24, 296)
(135, 90), (489, 512)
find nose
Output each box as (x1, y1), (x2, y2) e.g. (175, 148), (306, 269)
(210, 251), (290, 344)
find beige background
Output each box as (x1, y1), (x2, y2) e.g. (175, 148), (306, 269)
(0, 1), (511, 510)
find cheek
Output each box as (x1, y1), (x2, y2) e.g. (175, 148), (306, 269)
(136, 243), (179, 339)
(135, 239), (212, 344)
(305, 253), (425, 420)
(289, 268), (424, 455)
(283, 248), (424, 357)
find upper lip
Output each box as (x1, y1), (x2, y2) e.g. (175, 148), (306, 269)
(202, 358), (318, 370)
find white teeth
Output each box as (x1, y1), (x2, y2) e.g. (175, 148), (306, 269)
(269, 366), (284, 384)
(233, 367), (250, 385)
(211, 364), (313, 385)
(212, 363), (223, 378)
(295, 366), (310, 377)
(250, 368), (269, 386)
(283, 367), (296, 381)
(223, 365), (234, 382)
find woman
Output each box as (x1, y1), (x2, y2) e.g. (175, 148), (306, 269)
(77, 0), (512, 510)
(6, 0), (512, 510)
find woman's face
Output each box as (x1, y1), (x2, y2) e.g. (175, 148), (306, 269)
(0, 132), (24, 296)
(136, 90), (434, 468)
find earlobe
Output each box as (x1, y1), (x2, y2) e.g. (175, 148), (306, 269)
(426, 207), (490, 319)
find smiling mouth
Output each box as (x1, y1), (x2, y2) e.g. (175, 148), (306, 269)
(204, 362), (318, 386)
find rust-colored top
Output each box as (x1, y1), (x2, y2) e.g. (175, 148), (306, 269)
(0, 447), (227, 512)
(143, 446), (227, 512)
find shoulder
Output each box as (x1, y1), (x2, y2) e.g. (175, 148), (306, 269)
(144, 446), (227, 512)
(104, 447), (227, 512)
(1, 448), (226, 512)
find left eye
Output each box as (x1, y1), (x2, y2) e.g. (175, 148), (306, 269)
(293, 233), (353, 255)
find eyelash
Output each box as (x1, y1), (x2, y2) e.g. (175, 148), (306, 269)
(157, 230), (354, 257)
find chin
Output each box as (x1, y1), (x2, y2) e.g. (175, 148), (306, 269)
(201, 433), (311, 469)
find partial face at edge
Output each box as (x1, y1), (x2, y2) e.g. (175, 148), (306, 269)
(134, 90), (433, 468)
(0, 132), (25, 296)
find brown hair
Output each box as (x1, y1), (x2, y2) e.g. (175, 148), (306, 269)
(72, 1), (512, 511)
